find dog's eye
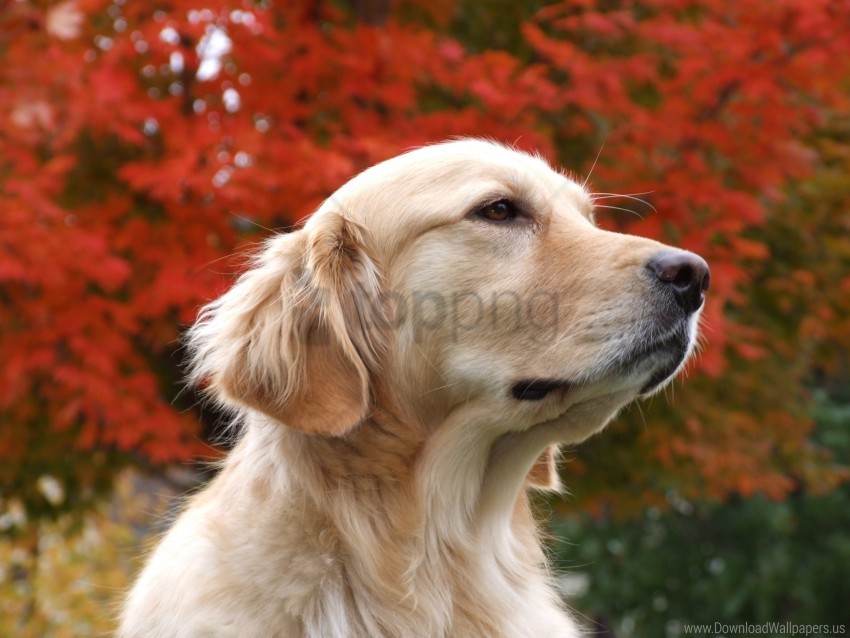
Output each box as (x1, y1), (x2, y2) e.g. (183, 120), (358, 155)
(476, 199), (519, 223)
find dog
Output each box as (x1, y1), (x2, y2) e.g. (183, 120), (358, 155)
(120, 139), (709, 637)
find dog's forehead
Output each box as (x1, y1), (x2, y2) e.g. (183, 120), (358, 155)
(383, 140), (588, 201)
(311, 140), (593, 242)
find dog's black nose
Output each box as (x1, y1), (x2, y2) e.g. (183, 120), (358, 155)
(646, 249), (710, 314)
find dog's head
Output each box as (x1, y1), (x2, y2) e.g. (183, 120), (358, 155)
(189, 140), (708, 458)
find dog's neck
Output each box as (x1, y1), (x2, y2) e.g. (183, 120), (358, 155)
(284, 407), (424, 500)
(238, 404), (550, 589)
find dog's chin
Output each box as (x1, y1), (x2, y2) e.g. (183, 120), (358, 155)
(612, 320), (697, 398)
(509, 319), (699, 444)
(635, 343), (692, 397)
(528, 388), (634, 445)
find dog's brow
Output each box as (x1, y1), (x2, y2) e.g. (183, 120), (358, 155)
(547, 174), (595, 222)
(570, 184), (596, 221)
(580, 197), (596, 222)
(575, 183), (595, 216)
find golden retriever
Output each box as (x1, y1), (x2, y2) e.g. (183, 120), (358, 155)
(120, 140), (709, 637)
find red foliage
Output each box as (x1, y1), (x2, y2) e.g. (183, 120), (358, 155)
(2, 0), (849, 511)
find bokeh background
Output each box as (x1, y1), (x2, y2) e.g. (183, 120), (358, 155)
(2, 1), (850, 636)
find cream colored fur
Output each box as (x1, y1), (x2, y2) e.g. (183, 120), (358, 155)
(120, 140), (705, 637)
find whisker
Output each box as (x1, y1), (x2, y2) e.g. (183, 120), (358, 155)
(592, 203), (646, 220)
(592, 190), (655, 198)
(591, 192), (658, 215)
(581, 140), (606, 190)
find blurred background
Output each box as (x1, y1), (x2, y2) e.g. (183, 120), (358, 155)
(2, 0), (849, 636)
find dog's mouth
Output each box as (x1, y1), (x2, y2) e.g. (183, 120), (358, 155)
(510, 320), (696, 404)
(511, 378), (572, 401)
(625, 326), (693, 396)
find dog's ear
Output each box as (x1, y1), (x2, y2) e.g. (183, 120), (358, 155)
(188, 213), (383, 436)
(526, 445), (561, 491)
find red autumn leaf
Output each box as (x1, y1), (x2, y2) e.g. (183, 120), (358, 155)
(1, 0), (849, 521)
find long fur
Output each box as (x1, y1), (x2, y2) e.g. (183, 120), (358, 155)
(120, 139), (705, 637)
